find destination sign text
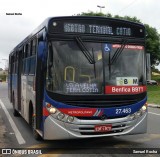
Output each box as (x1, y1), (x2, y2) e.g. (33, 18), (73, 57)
(64, 23), (132, 36)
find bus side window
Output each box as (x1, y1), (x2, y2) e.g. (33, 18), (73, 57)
(12, 54), (15, 74)
(21, 47), (24, 74)
(15, 52), (18, 74)
(27, 42), (30, 57)
(13, 52), (18, 74)
(29, 57), (36, 75)
(32, 38), (37, 55)
(29, 38), (37, 75)
(24, 44), (30, 75)
(22, 46), (25, 75)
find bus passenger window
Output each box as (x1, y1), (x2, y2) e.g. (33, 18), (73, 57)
(24, 58), (30, 75)
(32, 38), (37, 55)
(24, 43), (30, 58)
(29, 57), (36, 74)
(13, 53), (18, 74)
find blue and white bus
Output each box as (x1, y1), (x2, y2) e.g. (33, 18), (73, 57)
(8, 16), (147, 140)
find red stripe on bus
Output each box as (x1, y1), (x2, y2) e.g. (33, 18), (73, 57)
(112, 44), (144, 50)
(59, 108), (97, 117)
(43, 107), (50, 116)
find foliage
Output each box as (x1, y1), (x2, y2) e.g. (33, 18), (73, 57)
(79, 11), (160, 67)
(0, 74), (7, 81)
(114, 15), (141, 23)
(81, 11), (112, 17)
(145, 24), (160, 66)
(151, 74), (160, 83)
(152, 67), (160, 74)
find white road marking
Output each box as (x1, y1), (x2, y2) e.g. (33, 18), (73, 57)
(148, 112), (160, 116)
(0, 99), (26, 144)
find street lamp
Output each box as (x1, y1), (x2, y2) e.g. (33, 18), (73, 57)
(97, 5), (105, 13)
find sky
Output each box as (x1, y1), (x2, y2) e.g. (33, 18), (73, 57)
(0, 0), (160, 69)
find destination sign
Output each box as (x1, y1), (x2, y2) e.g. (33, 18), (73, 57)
(64, 23), (132, 36)
(48, 17), (145, 38)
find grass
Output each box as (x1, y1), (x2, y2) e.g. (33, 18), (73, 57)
(147, 75), (160, 105)
(147, 85), (160, 105)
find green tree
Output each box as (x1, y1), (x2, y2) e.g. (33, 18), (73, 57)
(79, 12), (160, 66)
(114, 15), (141, 23)
(81, 11), (112, 17)
(145, 24), (160, 66)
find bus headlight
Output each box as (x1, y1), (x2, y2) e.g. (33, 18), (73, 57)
(142, 105), (147, 112)
(46, 102), (75, 123)
(46, 103), (57, 114)
(67, 116), (74, 123)
(136, 110), (142, 117)
(129, 114), (136, 120)
(128, 103), (147, 120)
(49, 107), (57, 114)
(57, 113), (65, 120)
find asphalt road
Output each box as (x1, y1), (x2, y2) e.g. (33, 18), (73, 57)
(0, 82), (160, 157)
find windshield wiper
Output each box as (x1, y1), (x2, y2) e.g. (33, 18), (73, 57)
(92, 48), (96, 78)
(110, 39), (127, 65)
(75, 36), (97, 78)
(75, 36), (95, 64)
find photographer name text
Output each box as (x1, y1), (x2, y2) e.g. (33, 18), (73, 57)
(6, 13), (22, 15)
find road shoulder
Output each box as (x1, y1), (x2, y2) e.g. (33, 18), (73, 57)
(0, 114), (10, 148)
(148, 104), (160, 108)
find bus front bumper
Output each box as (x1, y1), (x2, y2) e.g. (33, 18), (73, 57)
(43, 112), (147, 140)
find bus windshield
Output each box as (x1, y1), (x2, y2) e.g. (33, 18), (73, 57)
(105, 44), (145, 86)
(46, 41), (145, 95)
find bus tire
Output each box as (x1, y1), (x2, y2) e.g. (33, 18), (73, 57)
(13, 109), (19, 117)
(33, 130), (42, 141)
(13, 95), (20, 117)
(29, 106), (42, 141)
(32, 116), (42, 141)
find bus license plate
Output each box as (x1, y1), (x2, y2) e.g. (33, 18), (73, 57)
(94, 124), (112, 132)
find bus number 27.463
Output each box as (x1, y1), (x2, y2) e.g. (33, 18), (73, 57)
(116, 108), (132, 114)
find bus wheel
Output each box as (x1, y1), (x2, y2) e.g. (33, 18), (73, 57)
(31, 115), (42, 141)
(13, 96), (19, 117)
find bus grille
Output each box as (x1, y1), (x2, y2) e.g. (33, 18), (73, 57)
(67, 118), (134, 136)
(79, 124), (125, 135)
(80, 130), (123, 135)
(65, 100), (139, 108)
(76, 116), (126, 120)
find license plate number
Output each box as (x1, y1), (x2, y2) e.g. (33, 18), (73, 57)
(94, 124), (112, 132)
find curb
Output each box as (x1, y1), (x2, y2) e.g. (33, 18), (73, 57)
(148, 104), (160, 108)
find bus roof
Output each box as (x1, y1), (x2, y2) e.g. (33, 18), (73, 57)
(9, 16), (145, 54)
